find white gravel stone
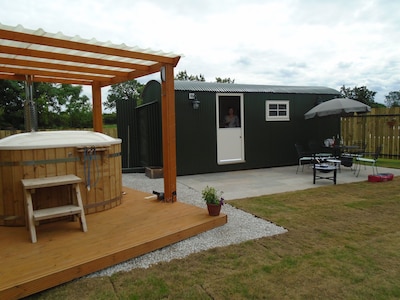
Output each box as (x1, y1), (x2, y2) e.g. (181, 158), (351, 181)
(86, 173), (287, 277)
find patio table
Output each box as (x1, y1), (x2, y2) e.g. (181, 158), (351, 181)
(313, 163), (337, 184)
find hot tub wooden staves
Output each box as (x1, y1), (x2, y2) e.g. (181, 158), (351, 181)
(0, 131), (122, 226)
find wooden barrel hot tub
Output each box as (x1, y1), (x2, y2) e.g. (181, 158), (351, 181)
(0, 131), (122, 226)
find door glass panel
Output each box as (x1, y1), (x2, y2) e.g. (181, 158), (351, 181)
(218, 96), (241, 128)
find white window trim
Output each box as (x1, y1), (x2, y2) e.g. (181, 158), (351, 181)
(266, 100), (290, 121)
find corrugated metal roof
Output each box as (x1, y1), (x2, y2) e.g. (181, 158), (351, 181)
(0, 23), (181, 86)
(174, 80), (339, 95)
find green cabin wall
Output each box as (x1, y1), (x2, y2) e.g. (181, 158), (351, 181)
(134, 81), (340, 175)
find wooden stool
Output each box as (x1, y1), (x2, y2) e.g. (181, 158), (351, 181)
(21, 175), (87, 243)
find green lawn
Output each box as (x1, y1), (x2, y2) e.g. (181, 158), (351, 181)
(27, 160), (400, 299)
(378, 158), (400, 169)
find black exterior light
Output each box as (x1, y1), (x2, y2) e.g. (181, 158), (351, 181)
(189, 93), (200, 109)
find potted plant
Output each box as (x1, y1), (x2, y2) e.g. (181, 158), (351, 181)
(201, 185), (224, 216)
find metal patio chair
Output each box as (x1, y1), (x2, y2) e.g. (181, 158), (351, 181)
(354, 146), (382, 177)
(295, 143), (313, 173)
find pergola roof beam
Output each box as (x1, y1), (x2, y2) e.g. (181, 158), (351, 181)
(1, 65), (113, 82)
(0, 57), (129, 77)
(0, 45), (152, 71)
(0, 24), (181, 86)
(0, 29), (179, 65)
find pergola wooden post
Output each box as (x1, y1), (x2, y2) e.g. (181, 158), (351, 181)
(161, 65), (177, 202)
(91, 81), (103, 133)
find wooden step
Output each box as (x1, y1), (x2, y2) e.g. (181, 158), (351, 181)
(33, 205), (83, 222)
(21, 174), (82, 190)
(22, 174), (87, 243)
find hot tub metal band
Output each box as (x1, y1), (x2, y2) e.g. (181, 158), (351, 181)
(84, 194), (123, 209)
(0, 152), (122, 166)
(0, 157), (79, 166)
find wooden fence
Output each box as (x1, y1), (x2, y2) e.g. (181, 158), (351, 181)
(342, 107), (400, 159)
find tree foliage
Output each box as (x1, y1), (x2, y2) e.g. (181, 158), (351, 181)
(103, 113), (117, 125)
(384, 91), (400, 108)
(215, 77), (235, 83)
(175, 70), (235, 83)
(0, 80), (25, 129)
(62, 85), (92, 128)
(339, 85), (382, 107)
(0, 79), (92, 129)
(175, 70), (205, 81)
(105, 80), (144, 110)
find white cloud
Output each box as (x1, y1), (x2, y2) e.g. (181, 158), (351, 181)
(1, 0), (400, 104)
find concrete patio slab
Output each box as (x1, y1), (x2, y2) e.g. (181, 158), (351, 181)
(177, 165), (400, 200)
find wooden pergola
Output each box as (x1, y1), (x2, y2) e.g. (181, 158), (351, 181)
(0, 24), (181, 202)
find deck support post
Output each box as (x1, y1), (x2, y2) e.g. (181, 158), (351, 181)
(92, 81), (103, 133)
(161, 64), (177, 202)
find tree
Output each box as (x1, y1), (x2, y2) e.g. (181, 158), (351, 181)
(0, 79), (92, 129)
(105, 80), (144, 111)
(0, 80), (25, 129)
(339, 85), (381, 107)
(62, 85), (92, 128)
(103, 112), (116, 125)
(33, 83), (91, 128)
(34, 82), (67, 128)
(175, 70), (205, 81)
(175, 71), (235, 83)
(215, 77), (235, 83)
(384, 91), (400, 107)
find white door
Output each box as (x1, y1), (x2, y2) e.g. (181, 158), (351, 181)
(216, 93), (245, 165)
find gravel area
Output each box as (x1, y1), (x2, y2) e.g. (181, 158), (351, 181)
(87, 173), (287, 277)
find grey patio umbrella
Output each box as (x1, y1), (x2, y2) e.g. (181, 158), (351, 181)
(304, 98), (371, 120)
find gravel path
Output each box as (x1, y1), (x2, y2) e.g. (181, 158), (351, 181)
(87, 173), (287, 277)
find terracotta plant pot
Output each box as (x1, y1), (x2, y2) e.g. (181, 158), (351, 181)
(207, 203), (221, 216)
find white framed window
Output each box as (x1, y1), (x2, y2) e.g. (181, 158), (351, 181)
(266, 100), (290, 121)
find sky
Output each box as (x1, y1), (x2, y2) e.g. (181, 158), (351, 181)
(1, 0), (399, 105)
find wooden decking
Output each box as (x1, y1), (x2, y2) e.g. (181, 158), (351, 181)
(0, 187), (227, 299)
